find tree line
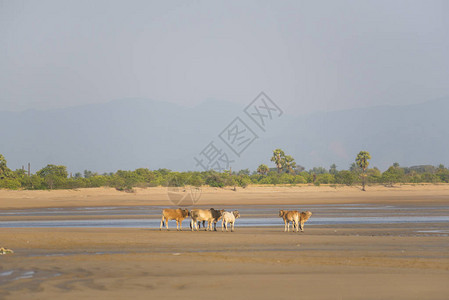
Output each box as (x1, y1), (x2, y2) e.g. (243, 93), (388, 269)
(1, 151), (449, 191)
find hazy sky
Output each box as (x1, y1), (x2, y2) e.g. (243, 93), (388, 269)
(1, 0), (448, 114)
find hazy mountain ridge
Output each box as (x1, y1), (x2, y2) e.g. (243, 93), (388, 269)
(1, 98), (448, 173)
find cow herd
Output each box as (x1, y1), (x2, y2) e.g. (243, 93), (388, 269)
(159, 208), (312, 232)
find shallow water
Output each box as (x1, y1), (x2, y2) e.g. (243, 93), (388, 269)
(1, 215), (449, 228)
(1, 204), (448, 229)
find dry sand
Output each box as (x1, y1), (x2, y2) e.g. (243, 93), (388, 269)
(1, 185), (449, 299)
(1, 184), (449, 209)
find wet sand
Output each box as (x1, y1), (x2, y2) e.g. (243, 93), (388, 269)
(1, 185), (449, 299)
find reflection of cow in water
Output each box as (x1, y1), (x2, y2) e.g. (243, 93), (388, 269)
(159, 208), (190, 231)
(189, 208), (224, 231)
(279, 210), (312, 232)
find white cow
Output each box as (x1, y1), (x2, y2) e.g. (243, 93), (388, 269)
(221, 210), (240, 232)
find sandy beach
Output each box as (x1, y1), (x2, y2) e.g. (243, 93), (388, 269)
(1, 184), (449, 209)
(1, 185), (449, 299)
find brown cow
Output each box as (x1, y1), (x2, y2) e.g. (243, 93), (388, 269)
(279, 210), (313, 232)
(189, 208), (220, 231)
(209, 208), (225, 231)
(279, 210), (299, 232)
(160, 208), (190, 231)
(190, 208), (224, 231)
(298, 211), (312, 232)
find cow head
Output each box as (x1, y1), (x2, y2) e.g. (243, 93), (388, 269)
(233, 210), (240, 219)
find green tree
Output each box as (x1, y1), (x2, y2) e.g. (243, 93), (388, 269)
(382, 165), (405, 187)
(309, 167), (328, 174)
(284, 155), (297, 174)
(367, 167), (382, 184)
(0, 154), (13, 179)
(37, 164), (68, 189)
(329, 164), (338, 175)
(84, 170), (98, 178)
(279, 173), (295, 184)
(335, 170), (357, 186)
(257, 164), (269, 175)
(271, 149), (285, 173)
(349, 163), (362, 173)
(237, 169), (250, 176)
(205, 171), (226, 188)
(293, 174), (307, 184)
(316, 173), (335, 184)
(355, 151), (371, 191)
(436, 165), (449, 183)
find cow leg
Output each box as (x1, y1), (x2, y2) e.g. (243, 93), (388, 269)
(195, 220), (199, 231)
(231, 222), (234, 232)
(179, 220), (183, 231)
(166, 218), (169, 230)
(284, 220), (287, 232)
(222, 220), (225, 231)
(160, 217), (164, 230)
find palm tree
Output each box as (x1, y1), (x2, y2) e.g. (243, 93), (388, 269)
(284, 155), (296, 174)
(271, 149), (285, 173)
(355, 151), (371, 191)
(257, 164), (269, 175)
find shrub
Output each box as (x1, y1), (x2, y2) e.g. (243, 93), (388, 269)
(205, 172), (225, 188)
(335, 171), (356, 186)
(316, 173), (335, 184)
(0, 178), (22, 190)
(294, 175), (307, 184)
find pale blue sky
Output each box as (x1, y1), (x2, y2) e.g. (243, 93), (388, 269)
(1, 0), (448, 114)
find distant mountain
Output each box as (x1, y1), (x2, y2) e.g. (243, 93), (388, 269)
(1, 97), (448, 173)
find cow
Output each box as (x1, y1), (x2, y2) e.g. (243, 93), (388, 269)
(191, 208), (224, 231)
(222, 210), (240, 232)
(279, 210), (300, 232)
(160, 208), (190, 231)
(190, 209), (216, 231)
(279, 210), (312, 232)
(298, 211), (312, 232)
